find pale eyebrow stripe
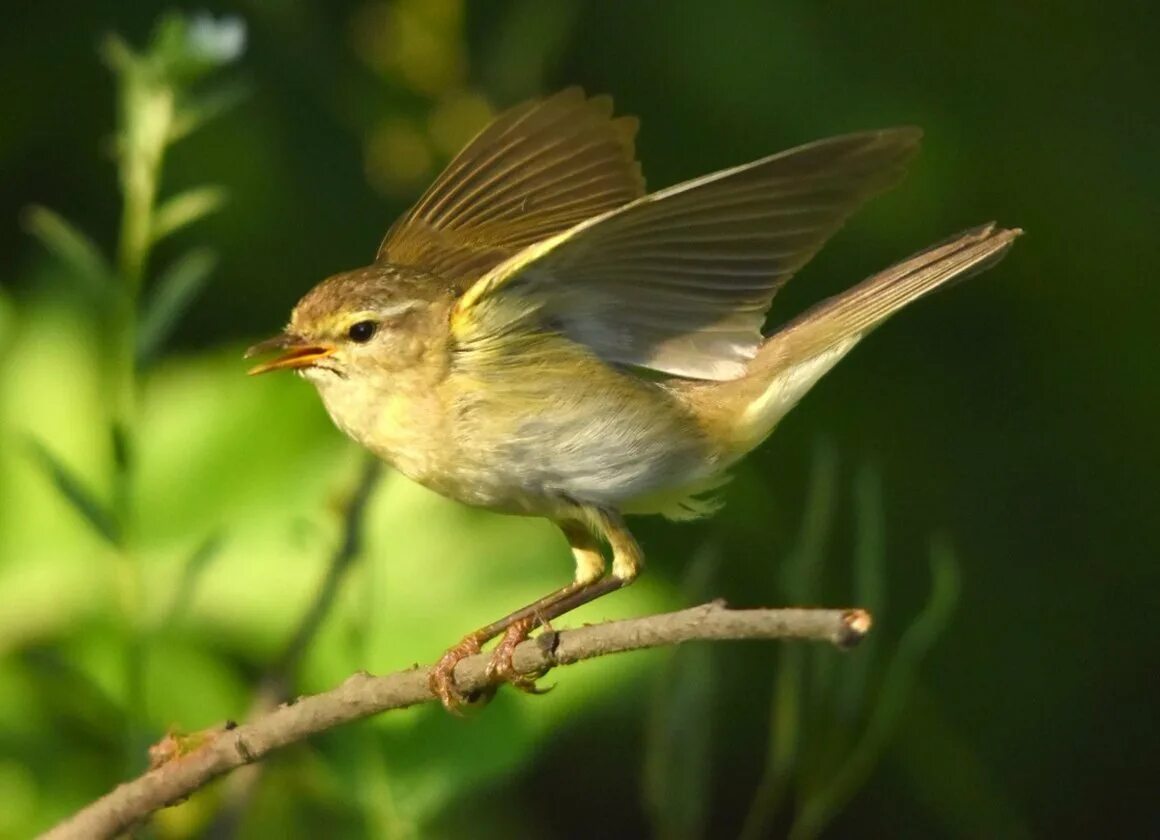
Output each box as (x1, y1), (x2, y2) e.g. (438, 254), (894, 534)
(363, 299), (427, 320)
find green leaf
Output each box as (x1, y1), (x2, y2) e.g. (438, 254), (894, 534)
(851, 466), (887, 616)
(163, 532), (226, 627)
(21, 206), (115, 300)
(184, 14), (247, 67)
(19, 647), (126, 739)
(151, 186), (227, 241)
(26, 439), (121, 547)
(778, 442), (838, 602)
(168, 80), (249, 143)
(136, 248), (217, 365)
(98, 32), (137, 76)
(834, 465), (887, 722)
(110, 421), (133, 523)
(148, 13), (246, 83)
(805, 465), (888, 797)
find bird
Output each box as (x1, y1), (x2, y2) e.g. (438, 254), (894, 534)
(246, 88), (1020, 709)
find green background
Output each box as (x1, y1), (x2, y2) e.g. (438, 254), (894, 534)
(1, 1), (1156, 837)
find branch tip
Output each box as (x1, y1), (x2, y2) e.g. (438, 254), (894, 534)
(838, 608), (874, 648)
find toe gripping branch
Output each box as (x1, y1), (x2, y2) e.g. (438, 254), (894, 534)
(428, 574), (628, 711)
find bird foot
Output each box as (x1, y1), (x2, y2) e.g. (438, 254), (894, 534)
(430, 616), (558, 712)
(429, 635), (484, 713)
(485, 617), (553, 694)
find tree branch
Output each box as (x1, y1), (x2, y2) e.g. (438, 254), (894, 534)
(40, 602), (872, 840)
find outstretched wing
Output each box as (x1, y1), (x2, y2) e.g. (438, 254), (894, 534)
(453, 129), (922, 380)
(377, 88), (645, 288)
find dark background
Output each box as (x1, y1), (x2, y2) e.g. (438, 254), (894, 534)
(1, 1), (1156, 837)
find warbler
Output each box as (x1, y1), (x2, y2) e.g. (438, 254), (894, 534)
(247, 88), (1019, 708)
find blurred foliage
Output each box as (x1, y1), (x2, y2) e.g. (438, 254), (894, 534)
(2, 1), (1157, 838)
(739, 453), (965, 840)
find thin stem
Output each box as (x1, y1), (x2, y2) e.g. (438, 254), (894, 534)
(41, 603), (872, 840)
(109, 58), (175, 772)
(116, 78), (171, 296)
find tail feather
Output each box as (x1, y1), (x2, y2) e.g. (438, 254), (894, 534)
(728, 223), (1021, 453)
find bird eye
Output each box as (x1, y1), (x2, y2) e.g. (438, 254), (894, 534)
(347, 320), (377, 343)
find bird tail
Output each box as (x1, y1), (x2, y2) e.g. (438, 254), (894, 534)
(718, 223), (1022, 457)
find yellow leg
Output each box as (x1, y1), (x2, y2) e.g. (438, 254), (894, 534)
(600, 510), (643, 582)
(428, 509), (643, 710)
(562, 518), (607, 584)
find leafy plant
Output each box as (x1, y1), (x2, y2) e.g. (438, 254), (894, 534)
(737, 448), (961, 840)
(23, 11), (245, 768)
(635, 446), (961, 840)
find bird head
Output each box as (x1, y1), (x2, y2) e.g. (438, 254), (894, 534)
(246, 265), (449, 385)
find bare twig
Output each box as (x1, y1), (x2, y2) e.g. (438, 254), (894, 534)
(39, 602), (871, 840)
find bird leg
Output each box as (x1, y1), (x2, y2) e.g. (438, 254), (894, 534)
(429, 582), (581, 711)
(428, 511), (642, 710)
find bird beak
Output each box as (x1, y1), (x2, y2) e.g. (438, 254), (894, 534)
(245, 333), (336, 375)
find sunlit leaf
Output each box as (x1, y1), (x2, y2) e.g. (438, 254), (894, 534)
(142, 632), (250, 731)
(186, 13), (247, 65)
(151, 186), (227, 242)
(110, 422), (131, 477)
(109, 422), (132, 533)
(19, 647), (125, 739)
(26, 439), (121, 547)
(21, 206), (114, 301)
(163, 532), (227, 627)
(136, 248), (217, 365)
(98, 33), (135, 76)
(150, 12), (246, 82)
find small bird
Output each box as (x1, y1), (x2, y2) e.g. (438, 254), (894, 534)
(247, 88), (1019, 708)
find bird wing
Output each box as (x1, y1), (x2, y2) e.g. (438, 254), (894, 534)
(376, 88), (644, 288)
(451, 129), (922, 380)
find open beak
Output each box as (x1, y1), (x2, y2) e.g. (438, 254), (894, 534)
(245, 333), (336, 375)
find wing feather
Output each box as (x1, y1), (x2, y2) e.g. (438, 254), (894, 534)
(454, 128), (922, 380)
(377, 88), (644, 287)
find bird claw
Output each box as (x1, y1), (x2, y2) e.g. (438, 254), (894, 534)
(484, 617), (553, 694)
(431, 617), (558, 712)
(428, 635), (483, 714)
